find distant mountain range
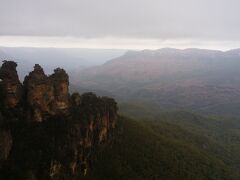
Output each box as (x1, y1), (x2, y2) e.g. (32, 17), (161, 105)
(0, 47), (126, 80)
(71, 48), (240, 117)
(2, 49), (240, 179)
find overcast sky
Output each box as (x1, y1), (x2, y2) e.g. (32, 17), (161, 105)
(0, 0), (240, 50)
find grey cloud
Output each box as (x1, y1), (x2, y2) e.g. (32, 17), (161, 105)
(0, 0), (240, 40)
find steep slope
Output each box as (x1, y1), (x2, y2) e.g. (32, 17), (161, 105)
(1, 60), (240, 179)
(0, 61), (118, 179)
(119, 102), (240, 173)
(72, 48), (240, 117)
(84, 117), (240, 180)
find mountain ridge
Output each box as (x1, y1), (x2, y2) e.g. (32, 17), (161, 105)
(71, 48), (240, 117)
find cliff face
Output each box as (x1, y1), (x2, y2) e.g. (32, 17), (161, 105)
(50, 68), (69, 113)
(0, 61), (118, 179)
(23, 64), (69, 122)
(24, 64), (55, 122)
(0, 61), (22, 108)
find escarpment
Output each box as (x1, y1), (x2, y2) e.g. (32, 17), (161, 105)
(0, 61), (118, 179)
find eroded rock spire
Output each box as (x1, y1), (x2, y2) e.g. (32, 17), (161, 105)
(0, 61), (22, 108)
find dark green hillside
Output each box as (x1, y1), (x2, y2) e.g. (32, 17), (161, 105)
(119, 103), (240, 172)
(84, 117), (239, 180)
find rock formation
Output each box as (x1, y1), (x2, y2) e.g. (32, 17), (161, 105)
(50, 68), (69, 113)
(23, 64), (70, 122)
(23, 64), (55, 122)
(0, 61), (118, 179)
(0, 61), (22, 108)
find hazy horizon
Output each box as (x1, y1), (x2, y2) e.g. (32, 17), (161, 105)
(1, 1), (240, 179)
(1, 0), (240, 50)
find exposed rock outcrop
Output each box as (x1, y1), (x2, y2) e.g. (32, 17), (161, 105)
(23, 64), (55, 122)
(50, 68), (69, 113)
(23, 64), (70, 122)
(0, 61), (22, 108)
(0, 61), (118, 179)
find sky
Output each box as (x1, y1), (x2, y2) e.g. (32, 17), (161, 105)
(0, 0), (240, 50)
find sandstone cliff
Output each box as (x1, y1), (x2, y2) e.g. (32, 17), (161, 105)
(0, 61), (118, 180)
(0, 61), (22, 108)
(23, 64), (69, 122)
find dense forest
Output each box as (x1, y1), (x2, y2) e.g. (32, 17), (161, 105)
(1, 61), (240, 179)
(84, 113), (240, 180)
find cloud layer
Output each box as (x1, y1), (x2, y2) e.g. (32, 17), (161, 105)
(1, 0), (239, 40)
